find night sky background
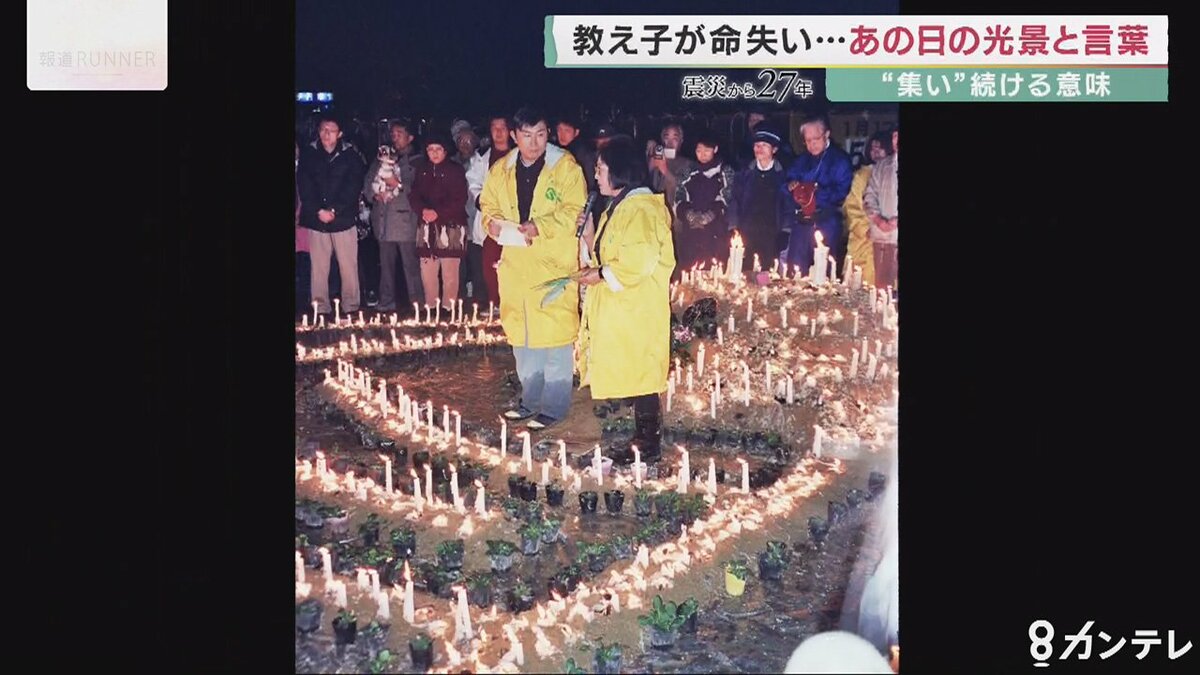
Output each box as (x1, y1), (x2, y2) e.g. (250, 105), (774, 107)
(296, 0), (899, 128)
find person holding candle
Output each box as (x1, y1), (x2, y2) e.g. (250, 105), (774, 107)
(577, 135), (676, 464)
(863, 128), (899, 292)
(410, 131), (469, 319)
(784, 117), (853, 275)
(726, 127), (794, 271)
(480, 107), (587, 431)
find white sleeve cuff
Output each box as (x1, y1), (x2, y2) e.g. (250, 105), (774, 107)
(602, 265), (624, 291)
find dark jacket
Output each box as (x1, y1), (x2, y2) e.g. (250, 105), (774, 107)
(297, 140), (367, 234)
(363, 145), (425, 242)
(784, 144), (854, 229)
(410, 159), (469, 258)
(727, 159), (793, 263)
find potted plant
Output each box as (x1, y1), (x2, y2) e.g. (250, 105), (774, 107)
(715, 465), (726, 484)
(487, 539), (519, 572)
(564, 657), (587, 674)
(603, 489), (625, 515)
(296, 598), (322, 634)
(519, 522), (543, 556)
(361, 546), (392, 571)
(409, 632), (435, 671)
(579, 490), (599, 514)
(332, 608), (358, 645)
(724, 559), (749, 596)
(359, 513), (384, 547)
(520, 480), (539, 502)
(654, 491), (680, 521)
(540, 519), (562, 544)
(421, 565), (450, 597)
(577, 542), (610, 574)
(611, 535), (633, 560)
(681, 493), (709, 525)
(368, 649), (393, 674)
(808, 516), (829, 545)
(828, 499), (849, 525)
(593, 639), (623, 674)
(679, 597), (699, 633)
(846, 488), (866, 508)
(545, 482), (565, 506)
(320, 505), (350, 534)
(638, 594), (687, 649)
(522, 501), (544, 524)
(412, 450), (431, 473)
(361, 620), (390, 659)
(509, 579), (535, 612)
(437, 539), (465, 570)
(550, 563), (582, 597)
(630, 490), (652, 518)
(467, 572), (493, 608)
(502, 496), (523, 520)
(758, 541), (788, 581)
(390, 527), (417, 559)
(508, 474), (524, 498)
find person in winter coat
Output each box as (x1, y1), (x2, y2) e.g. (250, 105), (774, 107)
(673, 131), (737, 272)
(726, 127), (794, 272)
(363, 119), (425, 311)
(784, 117), (853, 273)
(480, 107), (587, 431)
(409, 132), (469, 312)
(466, 115), (516, 309)
(863, 128), (899, 290)
(297, 114), (367, 316)
(578, 135), (676, 463)
(843, 131), (891, 288)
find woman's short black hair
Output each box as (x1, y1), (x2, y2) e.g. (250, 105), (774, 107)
(597, 135), (648, 192)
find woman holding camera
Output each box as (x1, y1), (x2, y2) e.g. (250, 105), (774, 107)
(578, 136), (676, 463)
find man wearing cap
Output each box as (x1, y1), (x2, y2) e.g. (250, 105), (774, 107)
(784, 117), (853, 275)
(480, 107), (587, 431)
(727, 126), (794, 271)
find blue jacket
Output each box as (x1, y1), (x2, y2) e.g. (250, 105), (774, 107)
(727, 159), (794, 260)
(784, 144), (853, 227)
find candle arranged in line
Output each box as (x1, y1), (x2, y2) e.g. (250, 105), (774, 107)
(738, 458), (750, 494)
(411, 469), (423, 509)
(475, 480), (487, 516)
(853, 311), (860, 337)
(707, 457), (717, 495)
(677, 446), (690, 493)
(382, 454), (393, 495)
(334, 298), (341, 324)
(521, 432), (533, 473)
(425, 463), (434, 504)
(541, 459), (550, 486)
(453, 410), (462, 446)
(559, 440), (569, 478)
(633, 445), (643, 489)
(593, 444), (603, 487)
(375, 589), (390, 621)
(849, 349), (860, 379)
(296, 551), (306, 583)
(813, 425), (823, 458)
(501, 419), (507, 456)
(402, 561), (415, 624)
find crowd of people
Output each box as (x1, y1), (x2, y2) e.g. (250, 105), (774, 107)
(295, 106), (899, 460)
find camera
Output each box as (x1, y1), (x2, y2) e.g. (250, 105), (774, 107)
(653, 145), (664, 160)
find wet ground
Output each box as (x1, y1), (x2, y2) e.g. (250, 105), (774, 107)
(295, 280), (898, 673)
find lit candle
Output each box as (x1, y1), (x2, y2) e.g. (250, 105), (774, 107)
(593, 444), (603, 487)
(335, 580), (348, 608)
(559, 440), (568, 477)
(296, 550), (306, 583)
(414, 302), (420, 323)
(687, 365), (694, 393)
(425, 303), (431, 324)
(781, 306), (788, 328)
(850, 349), (860, 379)
(811, 231), (829, 285)
(402, 561), (415, 624)
(810, 318), (817, 337)
(728, 315), (735, 334)
(867, 354), (878, 381)
(675, 357), (682, 382)
(738, 458), (750, 494)
(425, 463), (434, 504)
(829, 255), (837, 283)
(542, 459), (550, 486)
(334, 298), (341, 324)
(633, 445), (642, 488)
(317, 315), (325, 327)
(746, 296), (753, 322)
(853, 311), (859, 337)
(697, 344), (706, 378)
(455, 585), (474, 641)
(521, 432), (533, 473)
(450, 463), (461, 507)
(861, 338), (869, 364)
(678, 446), (690, 493)
(501, 419), (507, 456)
(383, 455), (393, 495)
(475, 480), (487, 516)
(427, 400), (434, 437)
(812, 425), (823, 458)
(710, 388), (717, 419)
(473, 303), (479, 324)
(358, 310), (364, 325)
(488, 301), (494, 323)
(717, 327), (723, 345)
(786, 374), (794, 404)
(457, 299), (464, 324)
(376, 590), (390, 621)
(443, 405), (450, 438)
(454, 410), (462, 446)
(875, 339), (883, 361)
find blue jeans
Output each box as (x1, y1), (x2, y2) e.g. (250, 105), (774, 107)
(512, 344), (573, 421)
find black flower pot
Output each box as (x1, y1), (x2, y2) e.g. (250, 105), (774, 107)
(361, 525), (381, 547)
(332, 617), (358, 645)
(646, 625), (681, 649)
(549, 576), (570, 598)
(846, 488), (867, 508)
(520, 481), (539, 503)
(828, 500), (849, 526)
(296, 599), (322, 634)
(808, 516), (829, 545)
(490, 553), (516, 573)
(604, 490), (625, 515)
(634, 494), (653, 517)
(509, 590), (535, 613)
(540, 522), (561, 544)
(520, 533), (542, 556)
(410, 641), (435, 672)
(508, 475), (524, 498)
(715, 466), (726, 484)
(546, 485), (565, 507)
(612, 540), (632, 560)
(588, 552), (608, 574)
(438, 542), (465, 571)
(684, 610), (698, 633)
(412, 450), (431, 472)
(502, 500), (522, 520)
(868, 471), (887, 497)
(469, 585), (491, 608)
(594, 649), (623, 675)
(391, 531), (417, 559)
(579, 491), (598, 514)
(758, 551), (785, 581)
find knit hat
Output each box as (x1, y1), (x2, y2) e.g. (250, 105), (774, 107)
(752, 127), (784, 148)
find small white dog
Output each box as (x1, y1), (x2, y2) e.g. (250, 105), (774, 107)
(372, 145), (402, 202)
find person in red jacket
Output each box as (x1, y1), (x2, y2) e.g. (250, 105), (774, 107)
(409, 131), (469, 314)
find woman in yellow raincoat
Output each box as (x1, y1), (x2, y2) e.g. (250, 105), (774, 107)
(578, 135), (676, 463)
(843, 131), (890, 288)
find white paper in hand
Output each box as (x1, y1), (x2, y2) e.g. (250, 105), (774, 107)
(495, 220), (528, 247)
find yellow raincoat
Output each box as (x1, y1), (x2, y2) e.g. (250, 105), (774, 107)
(479, 145), (586, 348)
(843, 165), (876, 287)
(579, 188), (676, 399)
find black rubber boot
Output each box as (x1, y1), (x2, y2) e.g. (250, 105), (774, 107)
(632, 394), (662, 463)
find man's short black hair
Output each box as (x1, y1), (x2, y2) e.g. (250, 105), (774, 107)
(556, 112), (582, 131)
(316, 111), (343, 130)
(693, 130), (721, 151)
(597, 135), (648, 191)
(388, 118), (416, 136)
(488, 113), (511, 128)
(512, 107), (549, 132)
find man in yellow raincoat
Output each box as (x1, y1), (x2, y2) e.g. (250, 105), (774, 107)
(578, 135), (675, 463)
(843, 131), (890, 288)
(481, 107), (587, 431)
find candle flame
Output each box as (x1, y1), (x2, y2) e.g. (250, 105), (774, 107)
(403, 560), (412, 583)
(814, 229), (825, 246)
(730, 230), (744, 248)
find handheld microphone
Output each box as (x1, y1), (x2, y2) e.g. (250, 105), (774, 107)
(576, 191), (598, 237)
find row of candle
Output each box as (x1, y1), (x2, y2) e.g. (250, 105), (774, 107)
(305, 299), (496, 331)
(298, 326), (505, 362)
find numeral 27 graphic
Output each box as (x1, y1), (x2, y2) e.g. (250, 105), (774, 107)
(756, 69), (802, 103)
